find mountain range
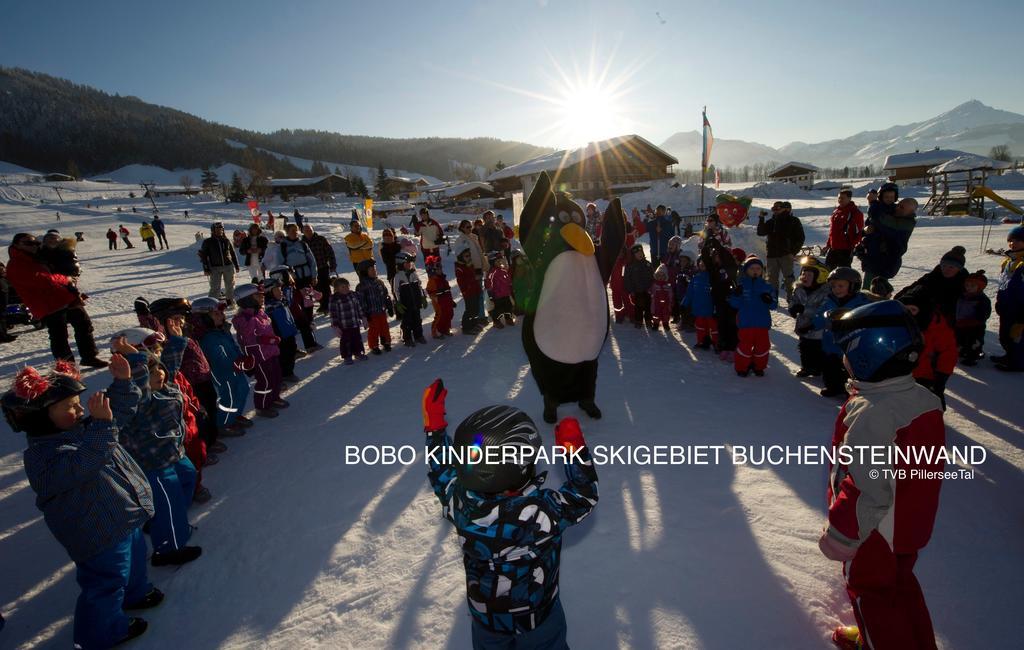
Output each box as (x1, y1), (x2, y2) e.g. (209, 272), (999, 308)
(0, 67), (552, 181)
(660, 100), (1024, 169)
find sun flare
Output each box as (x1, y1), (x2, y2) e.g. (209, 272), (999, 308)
(554, 82), (627, 146)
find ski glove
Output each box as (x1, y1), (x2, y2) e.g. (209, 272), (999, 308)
(396, 303), (406, 317)
(233, 355), (256, 374)
(760, 293), (773, 305)
(818, 528), (856, 561)
(788, 303), (804, 317)
(422, 378), (447, 432)
(554, 417), (587, 453)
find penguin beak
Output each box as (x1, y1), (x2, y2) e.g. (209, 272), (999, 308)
(560, 222), (595, 256)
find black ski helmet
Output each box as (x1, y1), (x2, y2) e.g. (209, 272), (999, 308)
(452, 405), (542, 493)
(827, 266), (862, 294)
(148, 297), (191, 321)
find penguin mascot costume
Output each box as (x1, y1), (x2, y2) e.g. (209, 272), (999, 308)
(516, 171), (626, 423)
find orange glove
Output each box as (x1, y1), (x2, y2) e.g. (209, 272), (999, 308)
(422, 378), (447, 432)
(554, 417), (586, 453)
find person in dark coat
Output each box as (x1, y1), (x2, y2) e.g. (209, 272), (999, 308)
(858, 193), (916, 286)
(151, 215), (169, 250)
(624, 244), (655, 328)
(894, 246), (968, 325)
(701, 237), (739, 360)
(756, 201), (805, 303)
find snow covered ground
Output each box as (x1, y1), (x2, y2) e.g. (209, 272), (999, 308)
(0, 182), (1022, 649)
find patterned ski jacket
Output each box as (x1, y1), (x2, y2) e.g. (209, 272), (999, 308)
(426, 428), (598, 633)
(791, 283), (829, 340)
(357, 277), (393, 316)
(109, 337), (189, 472)
(23, 417), (154, 563)
(330, 291), (364, 329)
(825, 374), (945, 555)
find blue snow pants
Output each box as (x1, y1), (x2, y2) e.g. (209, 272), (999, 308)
(145, 457), (196, 554)
(73, 527), (152, 649)
(470, 597), (569, 650)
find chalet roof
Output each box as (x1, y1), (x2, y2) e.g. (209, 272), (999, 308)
(486, 134), (678, 182)
(268, 173), (347, 187)
(926, 154), (1012, 175)
(768, 161), (820, 176)
(424, 181), (494, 198)
(882, 149), (966, 170)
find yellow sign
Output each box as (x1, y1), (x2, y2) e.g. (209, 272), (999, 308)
(364, 198), (374, 230)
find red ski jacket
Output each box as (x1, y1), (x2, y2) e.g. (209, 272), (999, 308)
(5, 247), (78, 319)
(826, 203), (865, 251)
(913, 313), (958, 381)
(826, 375), (945, 555)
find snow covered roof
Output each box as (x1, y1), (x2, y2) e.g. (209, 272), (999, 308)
(268, 173), (347, 187)
(926, 154), (1012, 175)
(768, 161), (819, 176)
(424, 181), (494, 198)
(882, 149), (966, 170)
(486, 134), (677, 182)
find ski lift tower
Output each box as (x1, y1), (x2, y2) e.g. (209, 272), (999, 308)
(140, 181), (159, 212)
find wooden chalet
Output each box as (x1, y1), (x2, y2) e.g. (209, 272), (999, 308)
(486, 134), (677, 201)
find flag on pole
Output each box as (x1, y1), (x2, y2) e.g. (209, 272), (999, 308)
(715, 167), (721, 188)
(702, 110), (714, 171)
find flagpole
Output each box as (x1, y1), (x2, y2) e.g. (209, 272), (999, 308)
(699, 106), (706, 215)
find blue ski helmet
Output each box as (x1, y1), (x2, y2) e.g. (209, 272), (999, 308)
(832, 300), (922, 382)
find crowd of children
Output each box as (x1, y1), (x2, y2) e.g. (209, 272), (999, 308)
(2, 211), (1022, 648)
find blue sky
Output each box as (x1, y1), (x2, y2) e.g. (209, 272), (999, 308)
(2, 0), (1022, 150)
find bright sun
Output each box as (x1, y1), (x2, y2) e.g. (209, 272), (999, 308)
(555, 81), (628, 146)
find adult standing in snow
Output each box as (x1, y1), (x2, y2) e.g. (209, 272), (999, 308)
(479, 210), (506, 261)
(824, 190), (864, 270)
(152, 214), (169, 250)
(293, 209), (304, 230)
(698, 213), (732, 251)
(6, 233), (107, 366)
(279, 224), (318, 289)
(106, 228), (119, 250)
(304, 224), (338, 313)
(756, 201), (805, 303)
(342, 221), (372, 271)
(239, 224), (268, 282)
(139, 222), (157, 251)
(414, 208), (443, 261)
(644, 205), (674, 263)
(858, 197), (918, 287)
(199, 222), (240, 306)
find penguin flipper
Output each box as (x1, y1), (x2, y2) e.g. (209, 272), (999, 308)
(519, 171), (554, 261)
(597, 197), (626, 285)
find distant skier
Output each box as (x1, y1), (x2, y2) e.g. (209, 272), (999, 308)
(119, 224), (134, 249)
(422, 379), (598, 650)
(152, 214), (169, 249)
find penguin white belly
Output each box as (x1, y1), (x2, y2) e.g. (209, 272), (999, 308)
(533, 251), (608, 364)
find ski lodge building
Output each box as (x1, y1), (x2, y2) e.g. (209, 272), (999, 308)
(767, 162), (819, 190)
(268, 173), (351, 197)
(486, 134), (677, 201)
(882, 148), (967, 185)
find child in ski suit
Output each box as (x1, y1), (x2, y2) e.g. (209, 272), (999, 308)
(421, 379), (598, 649)
(425, 255), (455, 338)
(955, 270), (991, 366)
(683, 259), (717, 349)
(232, 284), (285, 417)
(455, 247), (483, 335)
(3, 360), (158, 649)
(107, 331), (202, 566)
(486, 253), (515, 328)
(610, 224), (638, 323)
(899, 287), (958, 411)
(380, 228), (401, 289)
(650, 264), (674, 330)
(790, 256), (830, 377)
(821, 300), (945, 650)
(624, 244), (654, 328)
(330, 277), (367, 364)
(994, 225), (1024, 371)
(660, 236), (687, 323)
(393, 252), (428, 346)
(264, 279), (301, 382)
(189, 298), (253, 434)
(814, 268), (870, 398)
(356, 260), (394, 354)
(728, 256), (777, 376)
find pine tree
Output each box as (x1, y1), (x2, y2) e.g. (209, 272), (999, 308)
(495, 160), (506, 171)
(375, 162), (391, 199)
(201, 167), (220, 192)
(66, 159), (81, 180)
(228, 172), (247, 202)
